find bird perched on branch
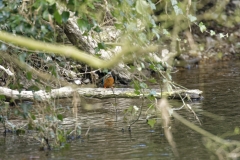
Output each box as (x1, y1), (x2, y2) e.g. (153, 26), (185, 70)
(103, 72), (114, 88)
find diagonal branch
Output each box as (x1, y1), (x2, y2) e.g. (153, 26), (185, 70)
(0, 31), (157, 69)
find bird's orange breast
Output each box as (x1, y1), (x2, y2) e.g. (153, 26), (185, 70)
(104, 76), (114, 88)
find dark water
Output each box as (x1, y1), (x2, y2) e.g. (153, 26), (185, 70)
(1, 61), (240, 160)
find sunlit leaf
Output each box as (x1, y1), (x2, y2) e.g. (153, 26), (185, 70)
(152, 28), (160, 39)
(136, 0), (151, 15)
(147, 119), (156, 128)
(137, 66), (142, 71)
(76, 125), (81, 135)
(126, 0), (134, 6)
(171, 0), (178, 5)
(199, 22), (207, 33)
(46, 0), (55, 5)
(133, 105), (139, 111)
(139, 33), (147, 43)
(1, 44), (7, 51)
(219, 33), (223, 38)
(148, 0), (156, 10)
(173, 5), (183, 15)
(19, 53), (27, 63)
(210, 30), (215, 36)
(157, 63), (165, 70)
(188, 14), (197, 22)
(219, 33), (227, 39)
(140, 82), (148, 89)
(102, 69), (109, 73)
(171, 0), (183, 15)
(149, 90), (156, 96)
(163, 29), (170, 35)
(234, 127), (240, 134)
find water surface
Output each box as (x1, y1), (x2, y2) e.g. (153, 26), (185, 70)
(1, 61), (240, 160)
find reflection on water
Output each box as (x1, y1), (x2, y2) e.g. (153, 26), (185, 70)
(1, 61), (240, 159)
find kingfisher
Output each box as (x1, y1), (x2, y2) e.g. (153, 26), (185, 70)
(103, 72), (114, 88)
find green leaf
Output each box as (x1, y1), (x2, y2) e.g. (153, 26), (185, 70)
(61, 11), (69, 23)
(31, 114), (36, 120)
(234, 127), (240, 134)
(157, 63), (165, 70)
(16, 129), (26, 135)
(149, 64), (155, 70)
(93, 26), (102, 33)
(133, 82), (140, 90)
(127, 106), (134, 112)
(199, 22), (207, 33)
(28, 85), (40, 91)
(147, 119), (156, 128)
(45, 86), (52, 92)
(87, 2), (95, 9)
(49, 65), (57, 77)
(48, 3), (57, 14)
(134, 90), (141, 95)
(148, 78), (156, 83)
(26, 72), (32, 80)
(97, 42), (105, 49)
(54, 11), (62, 24)
(57, 114), (63, 121)
(95, 53), (102, 57)
(77, 18), (90, 32)
(0, 95), (6, 101)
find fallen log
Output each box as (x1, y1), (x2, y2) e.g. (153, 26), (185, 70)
(0, 86), (203, 101)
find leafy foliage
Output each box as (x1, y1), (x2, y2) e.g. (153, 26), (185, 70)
(0, 0), (237, 154)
